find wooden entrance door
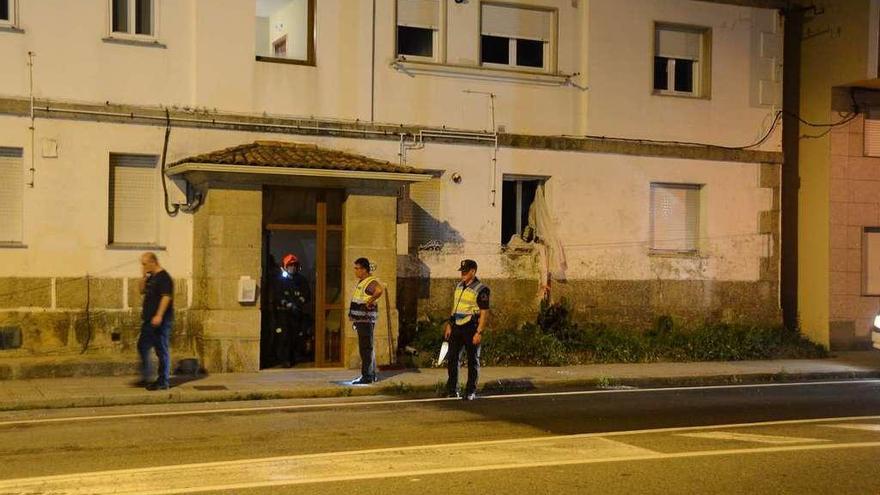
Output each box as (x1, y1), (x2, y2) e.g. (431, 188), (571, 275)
(264, 188), (344, 367)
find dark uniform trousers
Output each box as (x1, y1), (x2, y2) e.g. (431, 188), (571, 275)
(354, 321), (377, 381)
(446, 322), (481, 396)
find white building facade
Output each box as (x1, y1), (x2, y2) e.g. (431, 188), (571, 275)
(0, 0), (786, 375)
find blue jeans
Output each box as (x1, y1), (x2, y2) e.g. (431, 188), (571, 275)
(138, 318), (172, 385)
(353, 322), (377, 381)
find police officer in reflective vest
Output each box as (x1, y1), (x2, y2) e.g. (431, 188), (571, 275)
(348, 257), (384, 385)
(444, 259), (490, 400)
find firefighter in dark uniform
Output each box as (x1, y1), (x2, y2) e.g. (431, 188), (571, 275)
(444, 259), (490, 400)
(272, 253), (311, 367)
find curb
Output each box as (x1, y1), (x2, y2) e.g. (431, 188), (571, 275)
(2, 370), (879, 412)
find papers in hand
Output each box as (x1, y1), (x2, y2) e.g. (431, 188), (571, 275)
(437, 341), (449, 365)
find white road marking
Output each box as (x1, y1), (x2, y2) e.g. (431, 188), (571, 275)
(823, 423), (880, 432)
(0, 436), (878, 494)
(1, 379), (878, 427)
(676, 431), (828, 444)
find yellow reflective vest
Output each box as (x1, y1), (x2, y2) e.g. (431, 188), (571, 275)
(349, 275), (379, 323)
(451, 279), (486, 326)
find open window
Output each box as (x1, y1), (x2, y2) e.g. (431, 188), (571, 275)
(653, 23), (710, 97)
(256, 0), (316, 65)
(502, 177), (541, 245)
(481, 3), (554, 72)
(0, 0), (17, 28)
(396, 0), (441, 61)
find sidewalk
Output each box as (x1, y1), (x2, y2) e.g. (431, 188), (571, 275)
(1, 352), (879, 411)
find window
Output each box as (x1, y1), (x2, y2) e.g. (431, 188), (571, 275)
(110, 0), (155, 37)
(650, 183), (702, 253)
(396, 0), (440, 60)
(481, 3), (553, 71)
(0, 147), (23, 244)
(109, 154), (158, 246)
(864, 227), (880, 296)
(255, 0), (315, 65)
(501, 177), (542, 245)
(654, 24), (709, 97)
(0, 0), (17, 28)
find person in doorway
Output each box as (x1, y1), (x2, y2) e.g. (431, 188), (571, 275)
(348, 257), (384, 385)
(271, 253), (311, 367)
(444, 259), (490, 400)
(138, 252), (174, 391)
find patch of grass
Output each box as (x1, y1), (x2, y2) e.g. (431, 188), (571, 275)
(409, 299), (828, 367)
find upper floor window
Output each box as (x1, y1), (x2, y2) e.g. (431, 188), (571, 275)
(502, 176), (545, 245)
(0, 0), (17, 28)
(650, 183), (702, 253)
(481, 3), (554, 72)
(256, 0), (316, 66)
(111, 0), (156, 38)
(396, 0), (441, 61)
(0, 147), (24, 245)
(654, 24), (710, 98)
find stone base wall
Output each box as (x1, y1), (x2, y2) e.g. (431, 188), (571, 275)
(0, 277), (196, 359)
(398, 277), (781, 333)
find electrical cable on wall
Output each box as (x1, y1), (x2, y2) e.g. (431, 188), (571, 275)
(160, 109), (180, 217)
(80, 274), (92, 354)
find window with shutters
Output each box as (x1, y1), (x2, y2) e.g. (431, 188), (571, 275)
(654, 23), (710, 97)
(0, 147), (23, 245)
(108, 154), (159, 247)
(864, 116), (880, 157)
(481, 3), (555, 72)
(109, 0), (157, 38)
(396, 0), (442, 61)
(650, 183), (702, 253)
(255, 0), (316, 66)
(864, 227), (880, 296)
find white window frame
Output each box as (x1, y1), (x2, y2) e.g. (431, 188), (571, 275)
(107, 0), (159, 42)
(395, 0), (445, 63)
(653, 23), (710, 98)
(649, 182), (703, 254)
(0, 0), (18, 29)
(108, 153), (160, 248)
(480, 3), (555, 73)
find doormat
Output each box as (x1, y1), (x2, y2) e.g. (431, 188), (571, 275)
(192, 385), (229, 391)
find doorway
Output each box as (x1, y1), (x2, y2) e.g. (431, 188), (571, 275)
(261, 187), (344, 368)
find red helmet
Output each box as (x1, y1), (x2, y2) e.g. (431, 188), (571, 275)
(281, 253), (299, 268)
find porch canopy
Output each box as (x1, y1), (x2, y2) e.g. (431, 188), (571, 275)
(166, 140), (435, 187)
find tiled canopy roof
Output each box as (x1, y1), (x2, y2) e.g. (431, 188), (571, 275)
(170, 141), (426, 175)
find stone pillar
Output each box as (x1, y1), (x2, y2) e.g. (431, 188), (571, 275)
(343, 189), (399, 369)
(191, 186), (262, 373)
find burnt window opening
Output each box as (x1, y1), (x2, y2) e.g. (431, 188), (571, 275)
(502, 179), (540, 245)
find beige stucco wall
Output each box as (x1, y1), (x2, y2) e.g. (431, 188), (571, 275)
(0, 0), (782, 143)
(586, 0), (783, 151)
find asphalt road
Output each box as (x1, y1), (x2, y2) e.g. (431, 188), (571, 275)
(1, 380), (879, 494)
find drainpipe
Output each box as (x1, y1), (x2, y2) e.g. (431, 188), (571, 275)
(370, 0), (376, 122)
(781, 6), (803, 331)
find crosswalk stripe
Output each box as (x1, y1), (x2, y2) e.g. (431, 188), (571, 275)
(676, 432), (828, 444)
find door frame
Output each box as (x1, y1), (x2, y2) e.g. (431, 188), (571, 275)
(264, 190), (344, 368)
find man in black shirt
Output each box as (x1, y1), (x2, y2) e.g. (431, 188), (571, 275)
(138, 252), (174, 390)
